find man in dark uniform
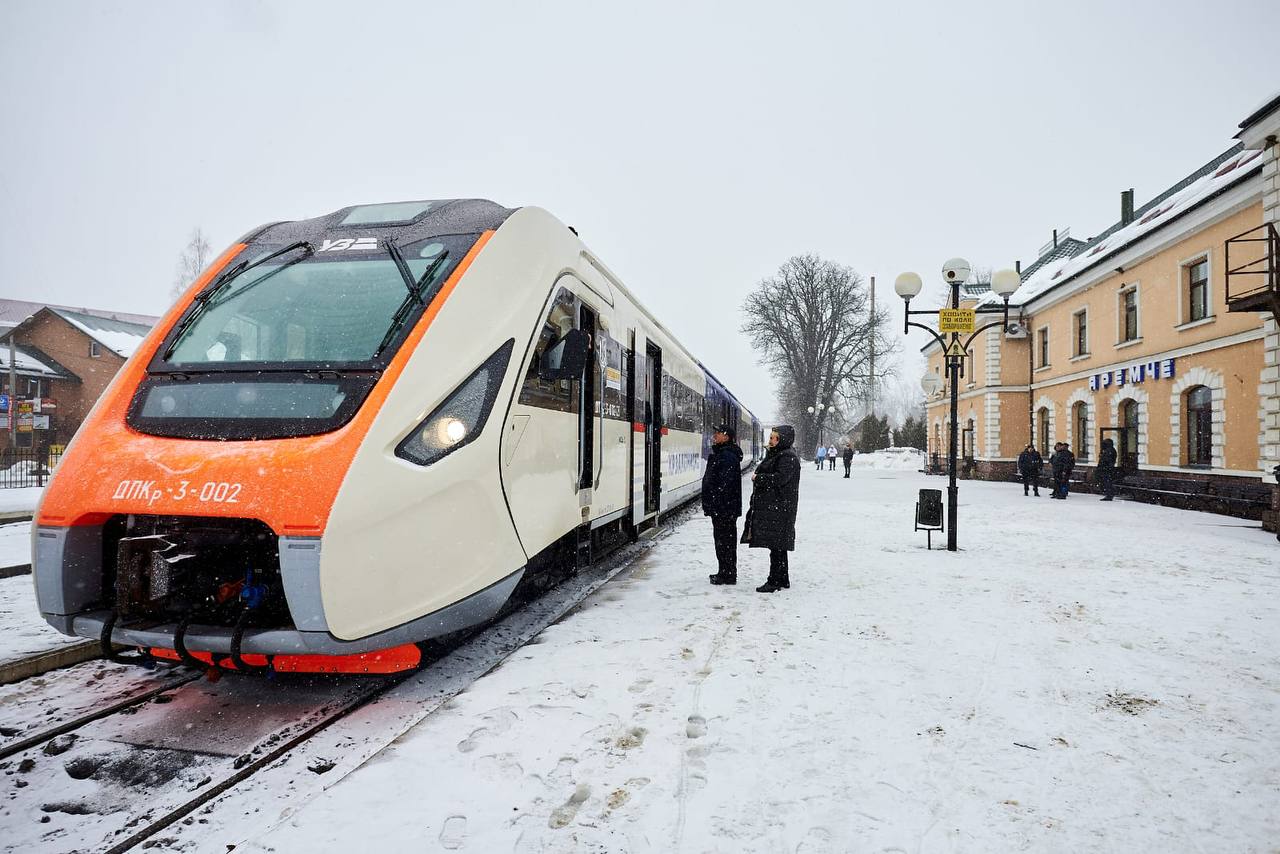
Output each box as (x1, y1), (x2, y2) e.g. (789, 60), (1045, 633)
(842, 443), (854, 478)
(703, 424), (743, 585)
(1017, 443), (1043, 496)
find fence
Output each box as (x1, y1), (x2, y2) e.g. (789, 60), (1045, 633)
(0, 447), (64, 488)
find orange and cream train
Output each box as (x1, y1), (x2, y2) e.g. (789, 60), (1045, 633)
(34, 200), (761, 674)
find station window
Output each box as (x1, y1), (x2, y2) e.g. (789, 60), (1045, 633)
(1072, 401), (1089, 461)
(1185, 258), (1209, 323)
(1037, 326), (1050, 368)
(1119, 286), (1139, 342)
(1073, 310), (1088, 357)
(1037, 406), (1050, 452)
(1185, 385), (1212, 466)
(89, 340), (101, 358)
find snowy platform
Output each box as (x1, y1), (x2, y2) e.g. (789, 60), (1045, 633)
(234, 465), (1280, 853)
(0, 516), (87, 670)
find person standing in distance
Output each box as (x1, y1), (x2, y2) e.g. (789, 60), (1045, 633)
(1017, 443), (1043, 496)
(704, 424), (743, 585)
(746, 425), (801, 593)
(814, 444), (827, 471)
(827, 444), (837, 470)
(1096, 437), (1118, 501)
(842, 443), (854, 478)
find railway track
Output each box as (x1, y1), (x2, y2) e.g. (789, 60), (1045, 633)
(0, 668), (200, 762)
(0, 506), (694, 854)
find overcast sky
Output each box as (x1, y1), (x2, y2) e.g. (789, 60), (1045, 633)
(2, 0), (1277, 419)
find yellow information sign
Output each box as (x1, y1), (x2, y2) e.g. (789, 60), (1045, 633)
(938, 308), (976, 333)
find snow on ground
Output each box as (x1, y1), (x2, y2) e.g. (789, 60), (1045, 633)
(0, 522), (30, 569)
(0, 572), (81, 666)
(235, 469), (1280, 853)
(0, 487), (41, 516)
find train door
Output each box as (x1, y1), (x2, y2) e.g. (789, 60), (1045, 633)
(625, 336), (637, 519)
(578, 305), (597, 495)
(645, 341), (662, 514)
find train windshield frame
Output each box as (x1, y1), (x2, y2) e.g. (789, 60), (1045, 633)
(130, 231), (481, 440)
(153, 231), (480, 374)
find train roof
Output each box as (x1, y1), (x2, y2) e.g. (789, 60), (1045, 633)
(239, 199), (516, 245)
(232, 199), (758, 422)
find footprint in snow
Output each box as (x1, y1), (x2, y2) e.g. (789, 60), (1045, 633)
(439, 814), (467, 849)
(686, 715), (707, 739)
(796, 826), (834, 853)
(548, 784), (591, 829)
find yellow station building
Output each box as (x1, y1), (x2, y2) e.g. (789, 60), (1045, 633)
(922, 94), (1280, 532)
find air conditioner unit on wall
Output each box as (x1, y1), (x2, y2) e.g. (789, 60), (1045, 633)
(1004, 322), (1028, 339)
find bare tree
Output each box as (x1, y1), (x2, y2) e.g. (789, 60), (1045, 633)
(171, 228), (213, 301)
(741, 254), (895, 454)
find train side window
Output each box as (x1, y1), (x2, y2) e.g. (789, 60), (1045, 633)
(665, 373), (675, 427)
(519, 287), (577, 413)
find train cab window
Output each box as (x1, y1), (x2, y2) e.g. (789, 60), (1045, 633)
(160, 233), (477, 369)
(519, 287), (577, 413)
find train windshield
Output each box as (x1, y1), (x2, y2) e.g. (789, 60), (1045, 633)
(128, 232), (480, 440)
(161, 232), (479, 370)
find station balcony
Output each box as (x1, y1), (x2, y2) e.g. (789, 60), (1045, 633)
(1225, 222), (1279, 316)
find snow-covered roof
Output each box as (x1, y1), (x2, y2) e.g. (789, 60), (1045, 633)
(0, 344), (72, 378)
(50, 308), (153, 357)
(977, 144), (1263, 311)
(0, 299), (158, 331)
(1238, 89), (1280, 130)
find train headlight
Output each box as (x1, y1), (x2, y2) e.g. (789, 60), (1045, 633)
(439, 418), (467, 445)
(395, 339), (514, 467)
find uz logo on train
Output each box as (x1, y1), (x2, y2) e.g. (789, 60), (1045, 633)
(317, 237), (378, 252)
(112, 479), (242, 505)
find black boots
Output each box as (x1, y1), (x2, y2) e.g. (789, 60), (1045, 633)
(709, 573), (737, 585)
(756, 581), (783, 593)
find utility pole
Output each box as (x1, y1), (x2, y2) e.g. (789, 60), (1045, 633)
(8, 334), (16, 444)
(868, 275), (876, 418)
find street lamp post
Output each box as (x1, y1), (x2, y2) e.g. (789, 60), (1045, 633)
(806, 401), (835, 448)
(894, 260), (1020, 551)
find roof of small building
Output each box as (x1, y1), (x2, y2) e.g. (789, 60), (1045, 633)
(0, 299), (159, 331)
(0, 342), (77, 380)
(49, 308), (153, 358)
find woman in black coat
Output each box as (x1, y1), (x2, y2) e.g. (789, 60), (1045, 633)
(745, 424), (801, 593)
(703, 424), (744, 585)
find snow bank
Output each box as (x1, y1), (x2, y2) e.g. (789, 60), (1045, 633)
(850, 448), (926, 471)
(0, 487), (42, 515)
(0, 522), (30, 568)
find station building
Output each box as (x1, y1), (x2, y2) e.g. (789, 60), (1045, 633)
(923, 94), (1280, 531)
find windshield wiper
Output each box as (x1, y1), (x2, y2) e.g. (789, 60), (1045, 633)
(162, 241), (313, 360)
(373, 241), (450, 357)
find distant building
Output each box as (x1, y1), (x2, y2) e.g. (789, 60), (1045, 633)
(921, 94), (1280, 531)
(0, 301), (157, 450)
